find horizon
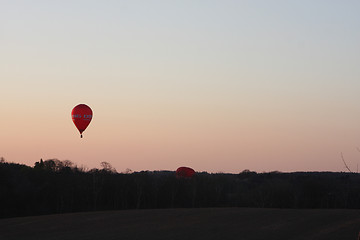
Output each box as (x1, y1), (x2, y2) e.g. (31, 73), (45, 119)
(1, 157), (358, 175)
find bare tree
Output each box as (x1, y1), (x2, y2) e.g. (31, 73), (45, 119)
(341, 152), (353, 173)
(62, 160), (74, 168)
(100, 161), (116, 173)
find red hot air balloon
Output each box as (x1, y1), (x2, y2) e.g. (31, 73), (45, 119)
(176, 167), (195, 179)
(71, 104), (93, 138)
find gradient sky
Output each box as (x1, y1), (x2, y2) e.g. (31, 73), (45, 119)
(1, 0), (360, 173)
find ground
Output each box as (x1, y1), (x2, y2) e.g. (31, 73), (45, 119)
(1, 208), (360, 240)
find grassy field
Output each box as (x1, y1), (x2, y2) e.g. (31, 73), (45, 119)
(1, 208), (360, 240)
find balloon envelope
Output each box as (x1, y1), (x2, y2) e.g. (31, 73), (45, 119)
(71, 104), (93, 137)
(176, 167), (195, 178)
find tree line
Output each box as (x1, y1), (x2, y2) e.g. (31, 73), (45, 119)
(1, 158), (360, 218)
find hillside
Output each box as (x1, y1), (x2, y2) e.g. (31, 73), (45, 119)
(1, 208), (360, 240)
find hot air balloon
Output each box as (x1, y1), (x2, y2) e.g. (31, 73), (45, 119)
(71, 104), (93, 138)
(176, 167), (195, 178)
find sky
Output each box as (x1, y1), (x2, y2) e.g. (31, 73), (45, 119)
(1, 0), (360, 173)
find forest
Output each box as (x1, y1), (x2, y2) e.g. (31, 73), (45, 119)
(1, 158), (360, 218)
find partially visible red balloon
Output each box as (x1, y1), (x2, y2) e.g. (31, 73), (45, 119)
(71, 104), (93, 138)
(176, 167), (195, 178)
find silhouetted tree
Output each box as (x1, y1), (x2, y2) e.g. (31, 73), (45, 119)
(2, 160), (360, 218)
(100, 161), (116, 173)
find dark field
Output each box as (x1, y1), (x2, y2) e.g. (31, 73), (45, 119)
(1, 208), (360, 240)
